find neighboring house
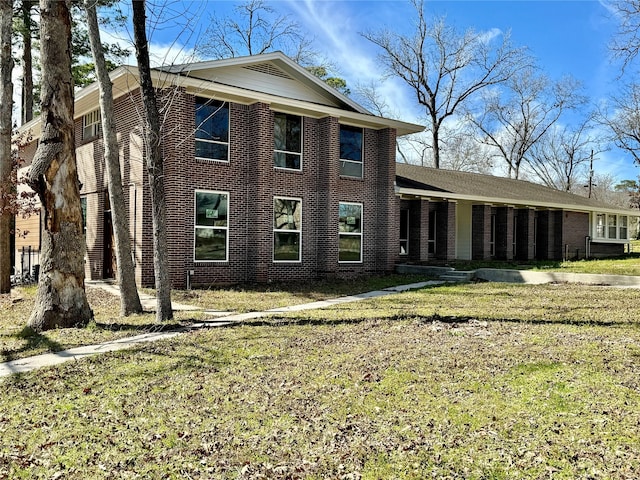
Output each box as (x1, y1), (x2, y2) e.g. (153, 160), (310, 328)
(396, 164), (638, 263)
(14, 52), (423, 288)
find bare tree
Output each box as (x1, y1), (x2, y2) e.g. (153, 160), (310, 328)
(609, 0), (640, 71)
(526, 116), (600, 191)
(197, 0), (315, 64)
(132, 0), (172, 322)
(362, 0), (528, 168)
(467, 68), (585, 179)
(17, 0), (35, 125)
(85, 0), (142, 315)
(27, 0), (92, 330)
(0, 0), (12, 293)
(599, 82), (640, 165)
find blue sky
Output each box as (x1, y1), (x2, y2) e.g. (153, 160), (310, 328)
(112, 0), (637, 181)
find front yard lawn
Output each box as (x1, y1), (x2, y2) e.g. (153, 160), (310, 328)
(1, 281), (640, 478)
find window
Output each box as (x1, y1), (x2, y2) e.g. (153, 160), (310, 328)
(620, 216), (628, 239)
(399, 209), (409, 255)
(194, 191), (228, 261)
(274, 113), (302, 170)
(596, 214), (605, 238)
(195, 97), (229, 161)
(428, 210), (437, 255)
(82, 109), (101, 139)
(594, 213), (630, 241)
(608, 215), (617, 239)
(80, 197), (87, 235)
(339, 202), (362, 262)
(273, 197), (302, 261)
(339, 125), (363, 178)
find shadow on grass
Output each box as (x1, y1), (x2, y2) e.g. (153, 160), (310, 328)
(234, 311), (636, 329)
(1, 326), (65, 363)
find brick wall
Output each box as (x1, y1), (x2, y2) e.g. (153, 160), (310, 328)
(562, 211), (590, 260)
(472, 204), (492, 260)
(119, 91), (400, 288)
(495, 206), (514, 261)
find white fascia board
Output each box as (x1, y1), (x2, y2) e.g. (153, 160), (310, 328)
(165, 52), (370, 115)
(17, 63), (424, 140)
(396, 186), (640, 217)
(179, 75), (424, 136)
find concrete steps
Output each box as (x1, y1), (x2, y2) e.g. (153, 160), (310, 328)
(439, 270), (476, 283)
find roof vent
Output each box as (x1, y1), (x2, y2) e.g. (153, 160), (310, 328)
(243, 63), (293, 80)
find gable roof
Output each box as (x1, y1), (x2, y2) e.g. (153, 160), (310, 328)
(396, 163), (637, 216)
(18, 52), (424, 139)
(162, 52), (368, 114)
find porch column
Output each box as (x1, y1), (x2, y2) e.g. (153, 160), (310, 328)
(435, 200), (456, 260)
(472, 204), (492, 260)
(495, 206), (514, 261)
(516, 208), (536, 260)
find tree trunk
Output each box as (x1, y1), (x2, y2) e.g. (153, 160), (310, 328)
(432, 125), (440, 169)
(85, 0), (142, 316)
(27, 0), (92, 331)
(21, 0), (34, 125)
(0, 0), (13, 294)
(131, 0), (173, 322)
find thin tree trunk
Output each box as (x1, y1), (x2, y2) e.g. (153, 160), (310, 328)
(27, 0), (92, 331)
(131, 0), (172, 321)
(85, 0), (142, 316)
(0, 0), (13, 294)
(21, 0), (33, 125)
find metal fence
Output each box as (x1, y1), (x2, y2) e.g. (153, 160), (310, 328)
(13, 246), (40, 285)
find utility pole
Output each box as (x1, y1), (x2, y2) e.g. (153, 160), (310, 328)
(586, 150), (595, 198)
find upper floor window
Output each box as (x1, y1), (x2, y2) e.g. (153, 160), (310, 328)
(339, 125), (363, 178)
(273, 197), (302, 262)
(339, 202), (363, 262)
(195, 97), (229, 162)
(274, 113), (302, 170)
(82, 109), (101, 139)
(194, 190), (229, 262)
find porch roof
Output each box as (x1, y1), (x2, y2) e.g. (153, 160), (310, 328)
(396, 164), (637, 216)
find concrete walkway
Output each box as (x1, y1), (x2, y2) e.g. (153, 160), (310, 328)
(0, 280), (441, 378)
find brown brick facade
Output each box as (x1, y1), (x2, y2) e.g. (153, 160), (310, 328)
(43, 89), (401, 288)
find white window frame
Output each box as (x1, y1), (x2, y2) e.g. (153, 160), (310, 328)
(273, 113), (303, 171)
(194, 190), (229, 262)
(82, 109), (101, 139)
(195, 97), (230, 163)
(338, 201), (363, 263)
(339, 125), (363, 179)
(273, 196), (302, 263)
(592, 212), (630, 242)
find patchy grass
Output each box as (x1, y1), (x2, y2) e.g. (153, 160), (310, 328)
(1, 282), (640, 478)
(448, 255), (640, 276)
(169, 274), (431, 312)
(1, 275), (431, 362)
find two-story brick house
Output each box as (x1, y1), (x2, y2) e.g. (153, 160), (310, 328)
(14, 52), (638, 288)
(16, 52), (423, 288)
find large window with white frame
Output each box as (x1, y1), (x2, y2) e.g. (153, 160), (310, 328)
(594, 213), (630, 241)
(194, 191), (229, 261)
(195, 97), (229, 161)
(274, 113), (302, 170)
(273, 197), (302, 262)
(339, 125), (363, 178)
(339, 202), (363, 262)
(82, 109), (101, 139)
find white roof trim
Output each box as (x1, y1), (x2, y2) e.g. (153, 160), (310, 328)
(17, 61), (424, 138)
